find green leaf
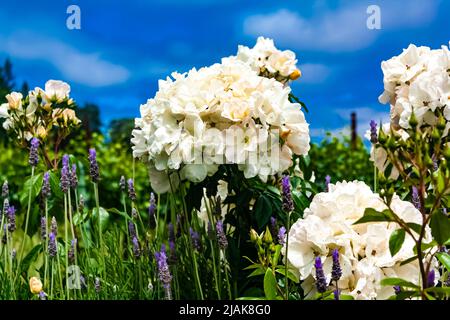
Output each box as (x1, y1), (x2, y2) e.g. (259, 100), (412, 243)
(21, 244), (42, 275)
(389, 229), (405, 256)
(275, 268), (299, 283)
(48, 171), (63, 199)
(436, 252), (450, 271)
(429, 210), (450, 245)
(272, 245), (282, 266)
(254, 194), (272, 230)
(339, 294), (355, 300)
(406, 223), (422, 235)
(248, 267), (266, 278)
(107, 208), (132, 220)
(380, 277), (420, 289)
(353, 208), (394, 225)
(92, 207), (110, 231)
(263, 269), (278, 300)
(20, 172), (43, 206)
(400, 255), (418, 266)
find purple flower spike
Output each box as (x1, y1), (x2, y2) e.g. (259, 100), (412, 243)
(412, 186), (421, 210)
(269, 216), (278, 238)
(7, 206), (16, 232)
(42, 172), (51, 198)
(39, 291), (47, 300)
(277, 226), (286, 245)
(119, 176), (126, 192)
(132, 236), (141, 258)
(68, 238), (77, 263)
(325, 175), (331, 192)
(127, 179), (136, 202)
(168, 239), (177, 264)
(60, 165), (70, 194)
(48, 232), (57, 257)
(216, 220), (228, 250)
(189, 227), (201, 251)
(370, 120), (378, 144)
(29, 138), (40, 167)
(155, 245), (173, 299)
(427, 269), (435, 288)
(88, 148), (99, 183)
(51, 216), (58, 236)
(70, 164), (78, 189)
(128, 221), (137, 239)
(331, 249), (342, 282)
(40, 216), (47, 240)
(281, 175), (294, 213)
(2, 181), (8, 198)
(314, 257), (327, 293)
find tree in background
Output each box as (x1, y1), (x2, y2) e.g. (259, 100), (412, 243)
(109, 118), (134, 149)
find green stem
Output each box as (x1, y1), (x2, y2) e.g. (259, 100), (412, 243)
(285, 210), (291, 300)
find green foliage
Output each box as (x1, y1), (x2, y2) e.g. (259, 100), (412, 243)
(309, 134), (374, 188)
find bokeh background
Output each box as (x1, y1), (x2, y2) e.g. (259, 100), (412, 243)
(0, 0), (449, 139)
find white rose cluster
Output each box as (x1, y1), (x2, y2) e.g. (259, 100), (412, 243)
(286, 180), (432, 300)
(132, 39), (309, 193)
(0, 80), (78, 141)
(236, 37), (301, 81)
(379, 43), (450, 129)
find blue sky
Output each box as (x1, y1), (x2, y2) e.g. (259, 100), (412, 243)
(0, 0), (449, 140)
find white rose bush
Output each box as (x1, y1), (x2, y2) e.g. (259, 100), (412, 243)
(0, 39), (449, 301)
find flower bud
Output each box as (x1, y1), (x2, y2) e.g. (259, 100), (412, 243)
(263, 226), (273, 244)
(29, 277), (43, 294)
(289, 69), (302, 80)
(409, 111), (418, 128)
(249, 229), (259, 243)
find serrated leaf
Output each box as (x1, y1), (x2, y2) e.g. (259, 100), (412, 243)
(389, 229), (405, 256)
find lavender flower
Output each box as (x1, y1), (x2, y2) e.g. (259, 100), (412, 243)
(11, 248), (16, 260)
(40, 216), (47, 240)
(2, 198), (9, 220)
(393, 285), (401, 294)
(189, 227), (201, 251)
(155, 245), (172, 299)
(131, 208), (138, 220)
(277, 226), (286, 245)
(132, 236), (141, 258)
(148, 193), (156, 229)
(2, 181), (8, 198)
(369, 120), (378, 144)
(51, 216), (58, 236)
(331, 249), (342, 282)
(216, 220), (228, 250)
(88, 148), (100, 183)
(39, 291), (47, 300)
(62, 154), (69, 168)
(119, 176), (126, 192)
(325, 175), (331, 192)
(333, 289), (340, 300)
(29, 138), (39, 167)
(314, 257), (327, 293)
(281, 175), (294, 213)
(127, 179), (136, 201)
(412, 186), (421, 210)
(269, 216), (278, 238)
(48, 232), (57, 257)
(128, 221), (137, 239)
(42, 172), (51, 198)
(70, 164), (78, 189)
(95, 277), (101, 293)
(7, 206), (16, 232)
(68, 238), (77, 263)
(426, 269), (435, 288)
(60, 165), (70, 194)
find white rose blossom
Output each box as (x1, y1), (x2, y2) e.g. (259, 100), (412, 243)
(285, 180), (434, 300)
(379, 43), (450, 130)
(132, 39), (309, 193)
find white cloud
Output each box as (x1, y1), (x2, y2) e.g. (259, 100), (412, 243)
(0, 32), (130, 87)
(243, 0), (439, 52)
(298, 63), (331, 84)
